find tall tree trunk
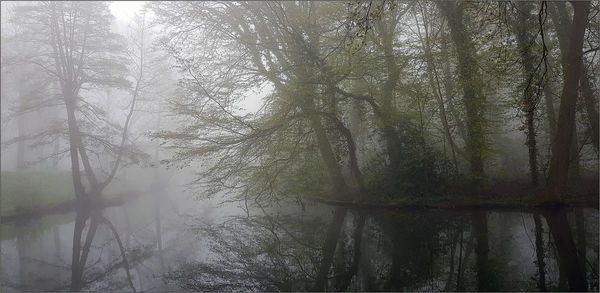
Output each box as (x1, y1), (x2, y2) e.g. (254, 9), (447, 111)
(65, 99), (86, 200)
(437, 2), (487, 186)
(301, 96), (349, 195)
(545, 1), (590, 201)
(513, 1), (539, 186)
(550, 1), (600, 153)
(417, 3), (459, 171)
(371, 13), (404, 169)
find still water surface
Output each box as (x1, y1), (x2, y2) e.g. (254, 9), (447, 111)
(0, 188), (598, 292)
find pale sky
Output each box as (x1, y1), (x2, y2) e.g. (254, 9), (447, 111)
(110, 1), (146, 21)
(108, 1), (265, 115)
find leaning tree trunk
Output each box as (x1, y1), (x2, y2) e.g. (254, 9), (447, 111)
(545, 1), (590, 201)
(550, 1), (599, 153)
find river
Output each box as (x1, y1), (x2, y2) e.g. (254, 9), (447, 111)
(0, 186), (598, 291)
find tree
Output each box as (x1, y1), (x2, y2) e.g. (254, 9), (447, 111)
(152, 2), (369, 200)
(511, 1), (543, 187)
(545, 1), (590, 202)
(9, 2), (153, 290)
(437, 2), (488, 187)
(549, 1), (599, 154)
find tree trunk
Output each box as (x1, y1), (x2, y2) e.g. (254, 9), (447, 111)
(513, 1), (539, 186)
(301, 96), (349, 195)
(376, 16), (403, 168)
(550, 2), (599, 153)
(545, 1), (590, 201)
(437, 2), (487, 187)
(65, 99), (86, 200)
(417, 3), (459, 170)
(330, 115), (365, 192)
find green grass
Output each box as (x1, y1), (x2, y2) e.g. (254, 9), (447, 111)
(0, 171), (137, 217)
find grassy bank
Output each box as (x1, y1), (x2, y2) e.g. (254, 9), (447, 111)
(0, 171), (138, 218)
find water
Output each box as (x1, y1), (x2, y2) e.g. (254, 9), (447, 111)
(1, 189), (598, 292)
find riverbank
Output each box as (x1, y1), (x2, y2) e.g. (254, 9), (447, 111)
(0, 194), (139, 223)
(0, 171), (141, 222)
(311, 176), (599, 211)
(311, 195), (598, 212)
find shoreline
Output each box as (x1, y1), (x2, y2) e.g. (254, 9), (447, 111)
(0, 193), (139, 223)
(310, 195), (599, 212)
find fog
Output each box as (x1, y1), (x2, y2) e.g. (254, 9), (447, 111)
(0, 1), (598, 292)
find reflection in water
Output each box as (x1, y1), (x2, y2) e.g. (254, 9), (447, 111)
(544, 208), (587, 291)
(533, 212), (547, 291)
(164, 203), (599, 292)
(70, 209), (137, 292)
(0, 194), (598, 292)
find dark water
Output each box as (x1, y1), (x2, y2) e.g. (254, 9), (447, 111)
(1, 190), (598, 292)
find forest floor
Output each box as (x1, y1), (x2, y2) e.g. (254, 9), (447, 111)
(312, 175), (599, 211)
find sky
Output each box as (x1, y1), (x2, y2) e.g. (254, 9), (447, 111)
(108, 1), (264, 115)
(110, 1), (145, 21)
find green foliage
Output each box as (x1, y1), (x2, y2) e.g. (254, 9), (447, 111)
(151, 1), (598, 206)
(365, 122), (458, 200)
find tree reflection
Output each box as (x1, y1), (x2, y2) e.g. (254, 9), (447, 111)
(165, 202), (331, 291)
(544, 207), (586, 291)
(161, 204), (597, 292)
(68, 206), (152, 292)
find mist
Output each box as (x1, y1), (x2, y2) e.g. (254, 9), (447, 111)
(0, 1), (598, 292)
